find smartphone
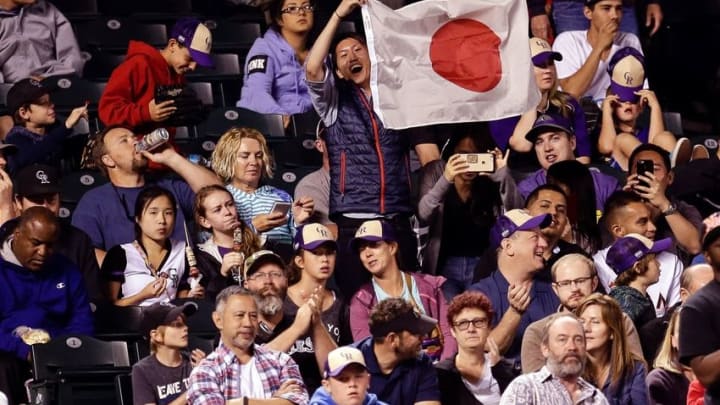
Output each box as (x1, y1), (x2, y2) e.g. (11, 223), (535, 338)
(636, 159), (654, 188)
(460, 153), (495, 173)
(270, 202), (292, 216)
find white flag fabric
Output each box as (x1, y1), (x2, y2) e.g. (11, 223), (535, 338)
(361, 0), (540, 129)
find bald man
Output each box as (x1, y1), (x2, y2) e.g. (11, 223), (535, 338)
(0, 206), (94, 404)
(640, 263), (715, 363)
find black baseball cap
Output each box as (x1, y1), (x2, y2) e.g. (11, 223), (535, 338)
(6, 78), (55, 114)
(14, 164), (61, 197)
(140, 302), (198, 338)
(369, 308), (437, 338)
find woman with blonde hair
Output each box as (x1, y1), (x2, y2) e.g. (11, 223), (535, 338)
(647, 309), (693, 405)
(575, 293), (649, 405)
(211, 127), (314, 257)
(508, 37), (591, 164)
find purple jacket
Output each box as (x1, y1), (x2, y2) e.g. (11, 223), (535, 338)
(237, 28), (314, 115)
(349, 272), (456, 360)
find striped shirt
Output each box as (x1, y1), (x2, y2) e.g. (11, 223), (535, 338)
(227, 184), (296, 246)
(500, 367), (609, 405)
(187, 342), (308, 405)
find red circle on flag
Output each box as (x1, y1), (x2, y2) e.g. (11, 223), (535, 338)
(429, 19), (502, 93)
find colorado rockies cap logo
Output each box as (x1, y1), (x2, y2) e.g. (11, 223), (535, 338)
(35, 170), (50, 184)
(624, 71), (634, 85)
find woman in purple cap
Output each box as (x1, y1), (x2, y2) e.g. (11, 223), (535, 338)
(605, 233), (672, 329)
(509, 37), (591, 164)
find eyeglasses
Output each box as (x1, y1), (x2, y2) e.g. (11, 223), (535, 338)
(281, 4), (314, 14)
(554, 276), (593, 289)
(247, 272), (285, 281)
(454, 318), (489, 331)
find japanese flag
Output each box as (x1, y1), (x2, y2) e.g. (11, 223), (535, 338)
(362, 0), (540, 129)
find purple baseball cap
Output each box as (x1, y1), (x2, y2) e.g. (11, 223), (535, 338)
(605, 233), (672, 274)
(489, 209), (552, 249)
(350, 219), (397, 251)
(608, 47), (645, 103)
(529, 37), (562, 67)
(525, 112), (574, 142)
(294, 223), (337, 251)
(170, 18), (214, 68)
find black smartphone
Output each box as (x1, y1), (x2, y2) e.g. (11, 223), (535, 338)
(636, 159), (654, 188)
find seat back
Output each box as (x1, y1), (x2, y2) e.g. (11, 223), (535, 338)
(197, 107), (285, 140)
(114, 374), (132, 405)
(76, 19), (168, 51)
(31, 335), (130, 382)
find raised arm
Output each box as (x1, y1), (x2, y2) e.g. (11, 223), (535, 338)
(557, 22), (617, 99)
(305, 0), (366, 82)
(142, 147), (221, 192)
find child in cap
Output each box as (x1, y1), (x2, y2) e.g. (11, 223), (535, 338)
(132, 302), (206, 405)
(598, 47), (695, 170)
(309, 346), (388, 405)
(5, 78), (88, 175)
(605, 233), (672, 329)
(286, 223), (352, 394)
(98, 17), (213, 137)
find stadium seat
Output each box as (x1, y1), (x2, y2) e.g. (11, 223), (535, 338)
(52, 0), (99, 22)
(75, 18), (168, 52)
(270, 136), (322, 168)
(29, 335), (131, 405)
(40, 76), (106, 113)
(663, 111), (683, 135)
(288, 111), (321, 138)
(171, 298), (217, 339)
(60, 170), (108, 205)
(197, 107), (285, 140)
(114, 374), (132, 405)
(82, 52), (125, 81)
(204, 20), (261, 53)
(93, 304), (145, 364)
(98, 0), (192, 17)
(0, 83), (12, 108)
(188, 335), (215, 354)
(268, 165), (318, 196)
(186, 82), (215, 106)
(186, 53), (242, 81)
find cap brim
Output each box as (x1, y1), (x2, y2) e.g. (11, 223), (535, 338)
(0, 144), (18, 155)
(302, 239), (338, 251)
(350, 235), (385, 251)
(326, 361), (367, 378)
(166, 302), (198, 323)
(189, 49), (214, 68)
(532, 51), (562, 66)
(408, 313), (438, 336)
(610, 82), (641, 103)
(246, 255), (285, 279)
(525, 123), (571, 142)
(518, 213), (553, 232)
(649, 237), (672, 254)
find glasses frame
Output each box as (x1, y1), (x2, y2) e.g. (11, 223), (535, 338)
(281, 4), (315, 14)
(453, 318), (489, 331)
(553, 276), (593, 289)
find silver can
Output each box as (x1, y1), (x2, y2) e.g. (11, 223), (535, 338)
(136, 128), (170, 152)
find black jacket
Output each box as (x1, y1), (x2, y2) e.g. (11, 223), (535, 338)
(435, 355), (519, 405)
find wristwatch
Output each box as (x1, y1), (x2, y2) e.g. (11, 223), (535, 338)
(662, 202), (678, 216)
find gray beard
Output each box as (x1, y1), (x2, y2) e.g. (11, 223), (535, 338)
(258, 295), (284, 317)
(546, 354), (585, 379)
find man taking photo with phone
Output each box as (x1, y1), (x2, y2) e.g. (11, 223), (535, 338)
(623, 143), (702, 260)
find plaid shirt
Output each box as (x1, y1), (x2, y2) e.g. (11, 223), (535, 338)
(187, 342), (309, 405)
(500, 366), (609, 405)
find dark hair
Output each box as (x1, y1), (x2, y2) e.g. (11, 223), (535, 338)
(601, 190), (645, 230)
(369, 298), (414, 343)
(627, 143), (671, 173)
(12, 102), (33, 126)
(446, 291), (495, 326)
(330, 32), (367, 75)
(268, 0), (317, 31)
(525, 184), (568, 209)
(547, 161), (601, 253)
(134, 186), (177, 240)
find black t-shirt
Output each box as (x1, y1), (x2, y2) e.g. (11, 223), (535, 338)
(131, 354), (192, 405)
(679, 279), (720, 400)
(439, 187), (491, 261)
(282, 292), (352, 394)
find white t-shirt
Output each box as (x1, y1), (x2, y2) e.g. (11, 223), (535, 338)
(462, 354), (501, 405)
(239, 357), (267, 399)
(594, 248), (682, 317)
(553, 30), (645, 102)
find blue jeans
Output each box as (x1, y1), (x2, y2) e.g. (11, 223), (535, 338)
(440, 256), (480, 301)
(552, 1), (639, 36)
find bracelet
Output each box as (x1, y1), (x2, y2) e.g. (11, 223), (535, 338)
(335, 10), (344, 19)
(662, 202), (678, 216)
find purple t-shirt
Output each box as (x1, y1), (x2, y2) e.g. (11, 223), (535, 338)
(518, 168), (619, 213)
(71, 179), (195, 251)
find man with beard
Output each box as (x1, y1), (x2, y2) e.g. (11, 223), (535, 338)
(187, 286), (309, 405)
(71, 125), (221, 265)
(242, 249), (337, 360)
(353, 298), (441, 405)
(469, 209), (559, 367)
(520, 253), (643, 372)
(501, 313), (609, 404)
